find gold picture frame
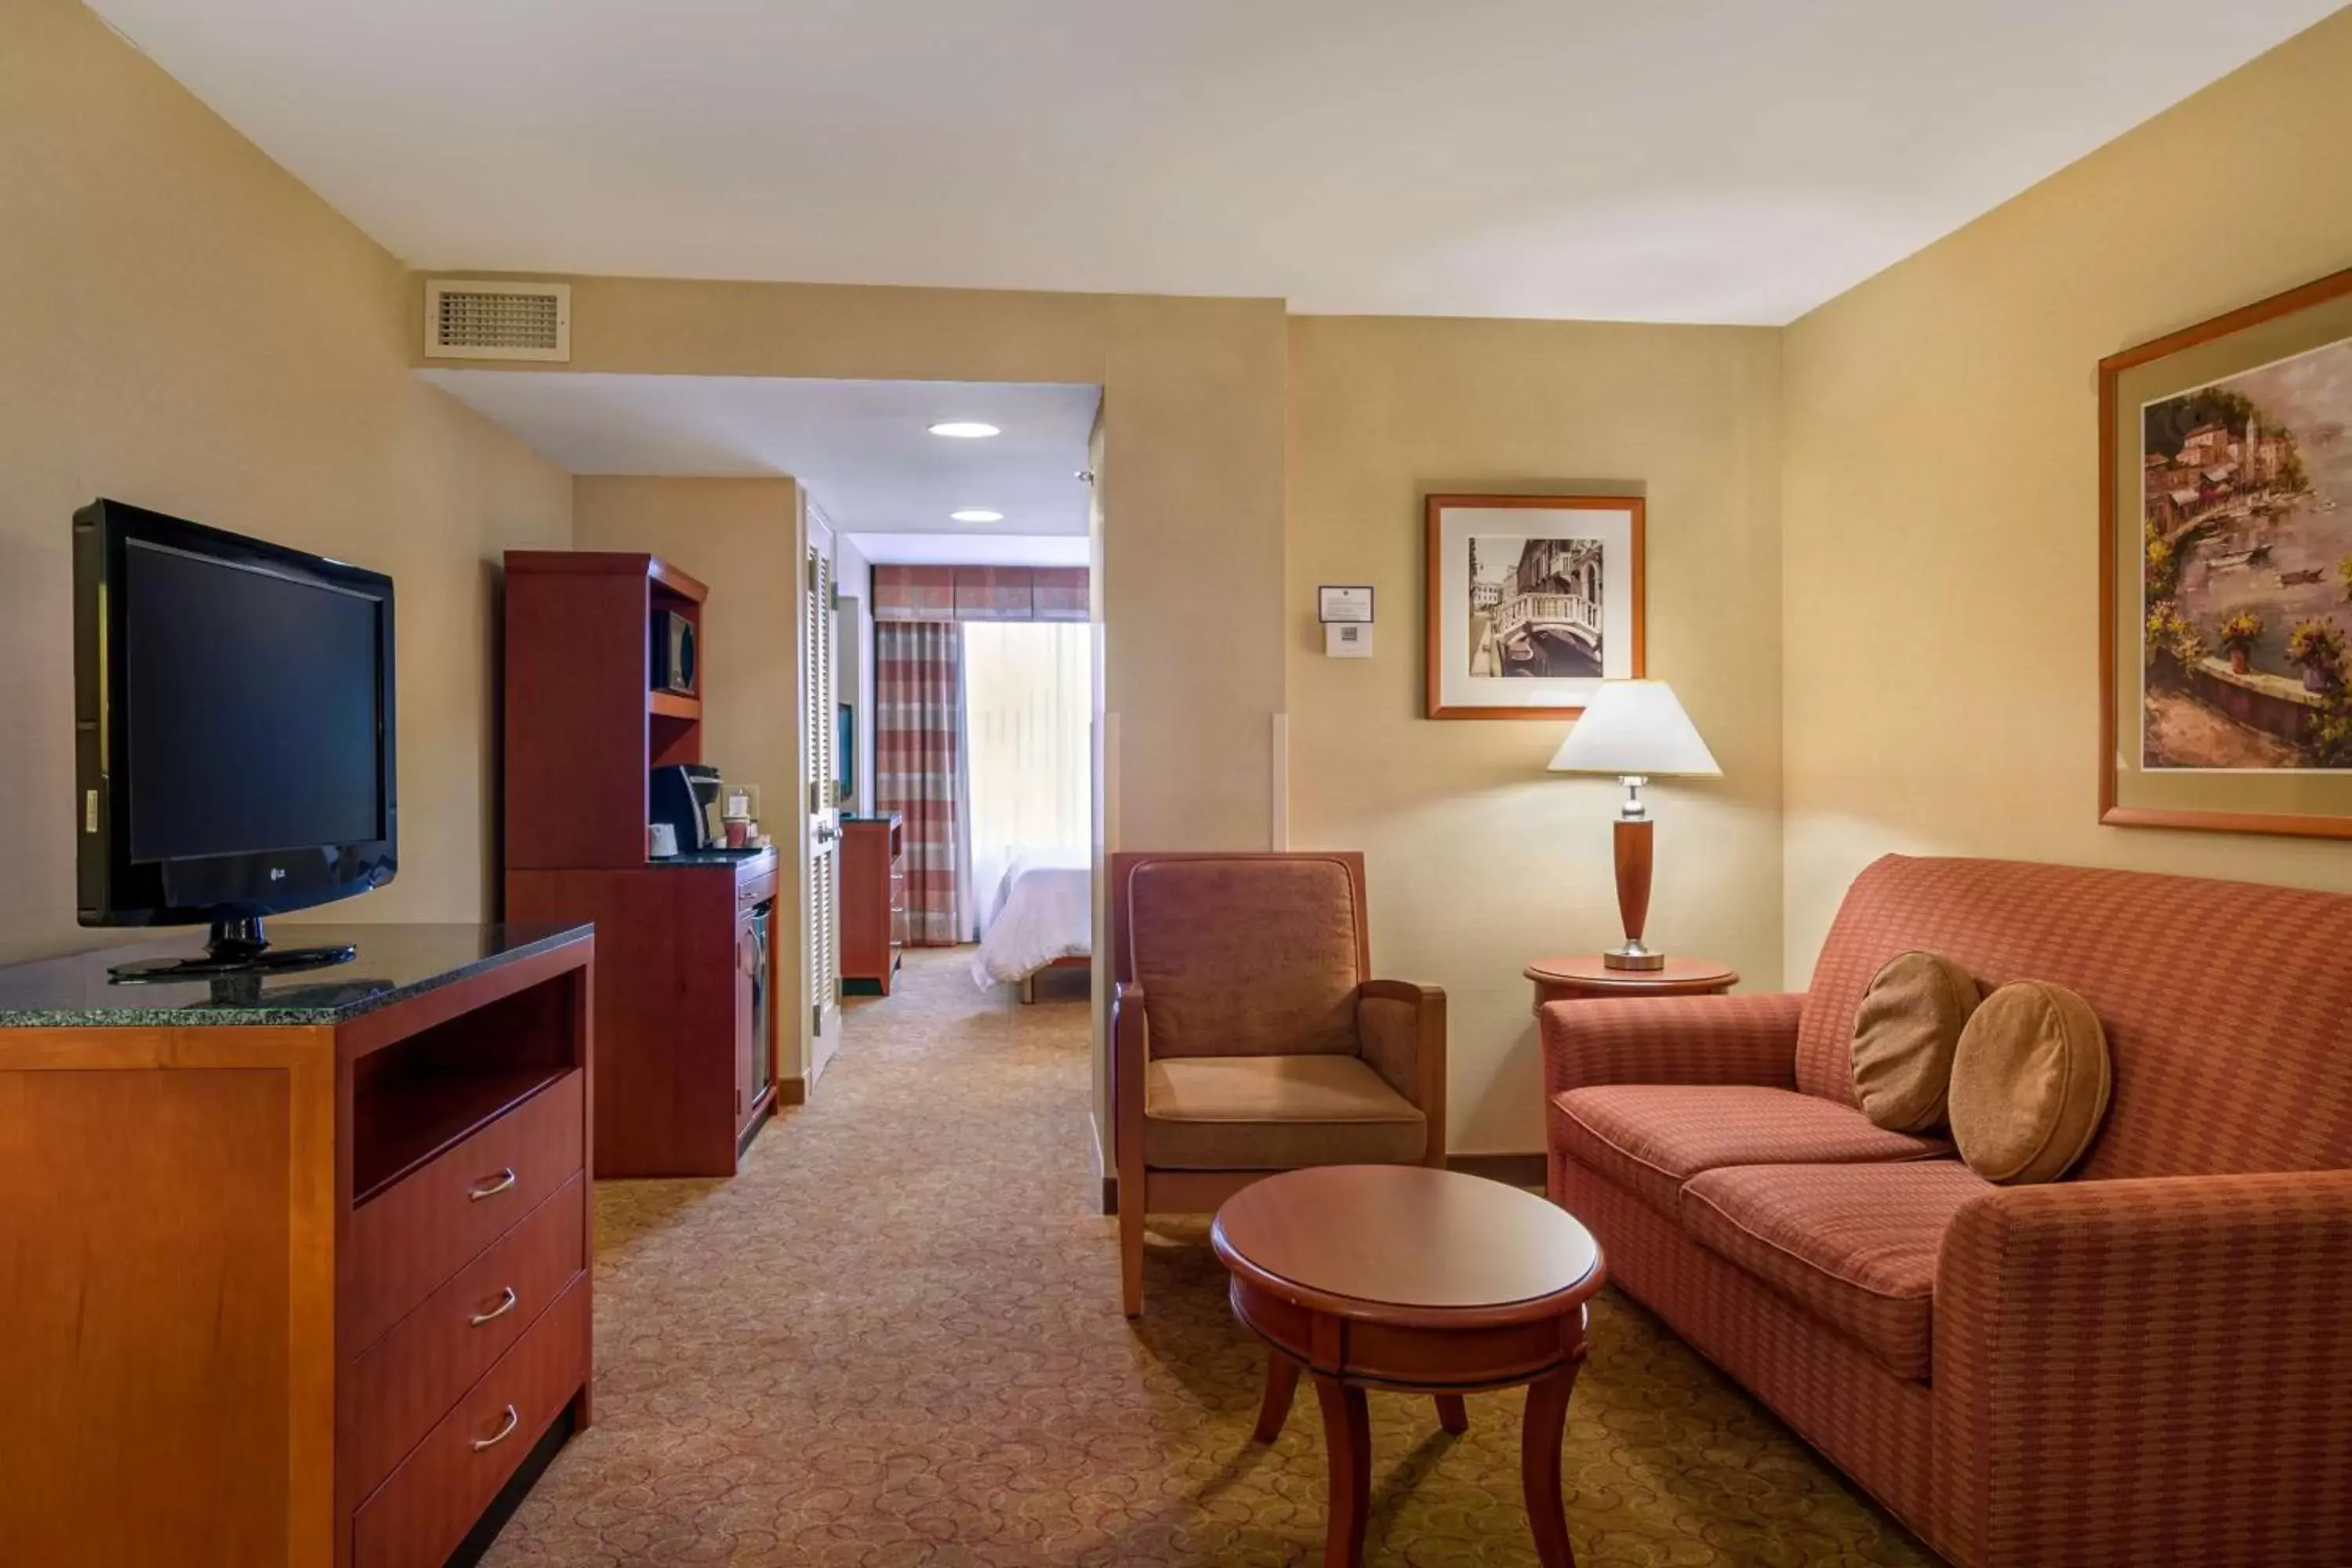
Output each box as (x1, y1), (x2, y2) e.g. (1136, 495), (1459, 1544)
(2101, 267), (2352, 837)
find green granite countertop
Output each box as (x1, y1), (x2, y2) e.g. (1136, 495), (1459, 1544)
(0, 923), (592, 1028)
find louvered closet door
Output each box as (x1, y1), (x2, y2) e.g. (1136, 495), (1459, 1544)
(804, 532), (842, 1055)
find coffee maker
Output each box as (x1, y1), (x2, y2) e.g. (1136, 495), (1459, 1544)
(649, 764), (724, 853)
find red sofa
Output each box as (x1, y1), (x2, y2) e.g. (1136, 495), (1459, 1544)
(1543, 855), (2352, 1568)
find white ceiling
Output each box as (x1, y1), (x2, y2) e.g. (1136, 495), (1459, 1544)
(91, 2), (2343, 324)
(419, 373), (1098, 535)
(846, 532), (1089, 568)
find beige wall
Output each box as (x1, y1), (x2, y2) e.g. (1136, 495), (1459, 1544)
(416, 278), (1290, 858)
(572, 477), (804, 820)
(570, 476), (823, 1081)
(35, 0), (2327, 1156)
(1287, 316), (1784, 1152)
(0, 0), (572, 964)
(1780, 8), (2352, 985)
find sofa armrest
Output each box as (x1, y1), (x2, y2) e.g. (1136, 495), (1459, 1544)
(1932, 1169), (2352, 1567)
(1539, 992), (1803, 1098)
(1358, 979), (1446, 1167)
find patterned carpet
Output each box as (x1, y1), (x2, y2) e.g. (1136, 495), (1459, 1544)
(481, 950), (1940, 1567)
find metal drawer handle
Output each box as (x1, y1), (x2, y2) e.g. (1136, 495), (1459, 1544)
(472, 1404), (520, 1452)
(469, 1168), (517, 1201)
(470, 1287), (519, 1327)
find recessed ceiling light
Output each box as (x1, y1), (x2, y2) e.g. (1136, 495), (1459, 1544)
(950, 509), (1005, 524)
(928, 421), (1000, 439)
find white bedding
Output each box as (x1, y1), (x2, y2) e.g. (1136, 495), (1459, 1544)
(971, 847), (1092, 987)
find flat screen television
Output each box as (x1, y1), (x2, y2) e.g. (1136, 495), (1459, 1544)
(74, 499), (397, 979)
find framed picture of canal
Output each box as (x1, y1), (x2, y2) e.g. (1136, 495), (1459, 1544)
(2103, 267), (2352, 837)
(1425, 494), (1645, 719)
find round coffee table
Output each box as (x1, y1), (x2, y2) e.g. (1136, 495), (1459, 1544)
(1210, 1165), (1606, 1568)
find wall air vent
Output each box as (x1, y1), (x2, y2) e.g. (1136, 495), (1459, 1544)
(424, 279), (571, 361)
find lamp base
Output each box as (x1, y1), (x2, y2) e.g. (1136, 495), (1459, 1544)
(1602, 941), (1667, 972)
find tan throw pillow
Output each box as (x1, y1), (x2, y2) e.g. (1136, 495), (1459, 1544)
(1949, 981), (2112, 1185)
(1849, 950), (1980, 1132)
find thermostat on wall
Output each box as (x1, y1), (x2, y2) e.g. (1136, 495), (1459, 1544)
(1326, 622), (1373, 658)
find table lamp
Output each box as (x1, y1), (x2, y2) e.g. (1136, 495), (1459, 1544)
(1547, 680), (1720, 971)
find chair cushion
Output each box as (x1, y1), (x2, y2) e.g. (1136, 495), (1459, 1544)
(1680, 1161), (1993, 1380)
(1130, 858), (1363, 1058)
(1548, 1084), (1951, 1216)
(1145, 1054), (1425, 1170)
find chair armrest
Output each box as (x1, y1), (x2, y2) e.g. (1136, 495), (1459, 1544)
(1112, 982), (1148, 1190)
(1539, 992), (1802, 1098)
(1358, 979), (1446, 1166)
(1932, 1169), (2352, 1567)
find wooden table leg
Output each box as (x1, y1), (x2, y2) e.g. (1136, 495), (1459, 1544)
(1434, 1393), (1468, 1434)
(1312, 1374), (1371, 1568)
(1253, 1353), (1301, 1443)
(1520, 1365), (1579, 1567)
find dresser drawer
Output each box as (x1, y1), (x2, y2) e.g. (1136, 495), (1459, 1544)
(738, 862), (777, 909)
(353, 1276), (589, 1568)
(350, 1072), (583, 1351)
(346, 1172), (586, 1497)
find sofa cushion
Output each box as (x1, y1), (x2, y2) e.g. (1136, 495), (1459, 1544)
(1950, 981), (2113, 1185)
(1681, 1161), (1993, 1380)
(1549, 1085), (1951, 1216)
(1145, 1054), (1425, 1170)
(1792, 855), (2352, 1179)
(1849, 949), (1980, 1132)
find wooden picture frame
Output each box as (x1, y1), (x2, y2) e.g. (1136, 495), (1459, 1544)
(2100, 267), (2352, 839)
(1425, 495), (1646, 720)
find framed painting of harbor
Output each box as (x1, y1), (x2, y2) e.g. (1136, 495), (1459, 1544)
(1425, 495), (1644, 719)
(2103, 267), (2352, 837)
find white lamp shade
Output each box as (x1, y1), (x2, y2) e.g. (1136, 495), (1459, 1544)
(1547, 680), (1721, 778)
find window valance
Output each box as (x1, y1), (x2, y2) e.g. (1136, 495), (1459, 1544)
(873, 564), (1089, 623)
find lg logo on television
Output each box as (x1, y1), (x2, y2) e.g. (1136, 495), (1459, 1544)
(269, 866), (287, 881)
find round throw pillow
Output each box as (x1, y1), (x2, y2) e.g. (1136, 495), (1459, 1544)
(1849, 950), (1980, 1132)
(1948, 981), (2112, 1185)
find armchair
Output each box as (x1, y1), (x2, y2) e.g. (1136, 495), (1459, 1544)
(1109, 851), (1445, 1316)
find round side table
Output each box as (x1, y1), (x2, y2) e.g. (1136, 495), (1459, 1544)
(1525, 954), (1737, 1012)
(1210, 1165), (1606, 1568)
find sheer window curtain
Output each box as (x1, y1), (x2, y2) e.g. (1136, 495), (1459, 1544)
(964, 622), (1092, 934)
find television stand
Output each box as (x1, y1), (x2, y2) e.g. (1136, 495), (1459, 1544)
(106, 915), (358, 982)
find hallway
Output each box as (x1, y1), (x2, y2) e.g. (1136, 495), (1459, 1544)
(481, 950), (1933, 1567)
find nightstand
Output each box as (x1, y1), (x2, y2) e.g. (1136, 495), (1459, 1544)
(1525, 954), (1738, 1011)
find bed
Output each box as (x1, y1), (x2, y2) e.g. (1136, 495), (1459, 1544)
(970, 847), (1092, 999)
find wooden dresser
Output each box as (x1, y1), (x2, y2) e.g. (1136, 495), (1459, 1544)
(839, 814), (904, 996)
(502, 551), (781, 1176)
(0, 924), (594, 1568)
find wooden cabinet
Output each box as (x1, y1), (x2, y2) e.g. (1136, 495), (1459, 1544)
(502, 551), (779, 1178)
(0, 924), (594, 1568)
(840, 814), (905, 995)
(507, 852), (776, 1178)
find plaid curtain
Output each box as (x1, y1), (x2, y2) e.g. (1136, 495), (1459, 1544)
(876, 621), (967, 946)
(874, 564), (1089, 622)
